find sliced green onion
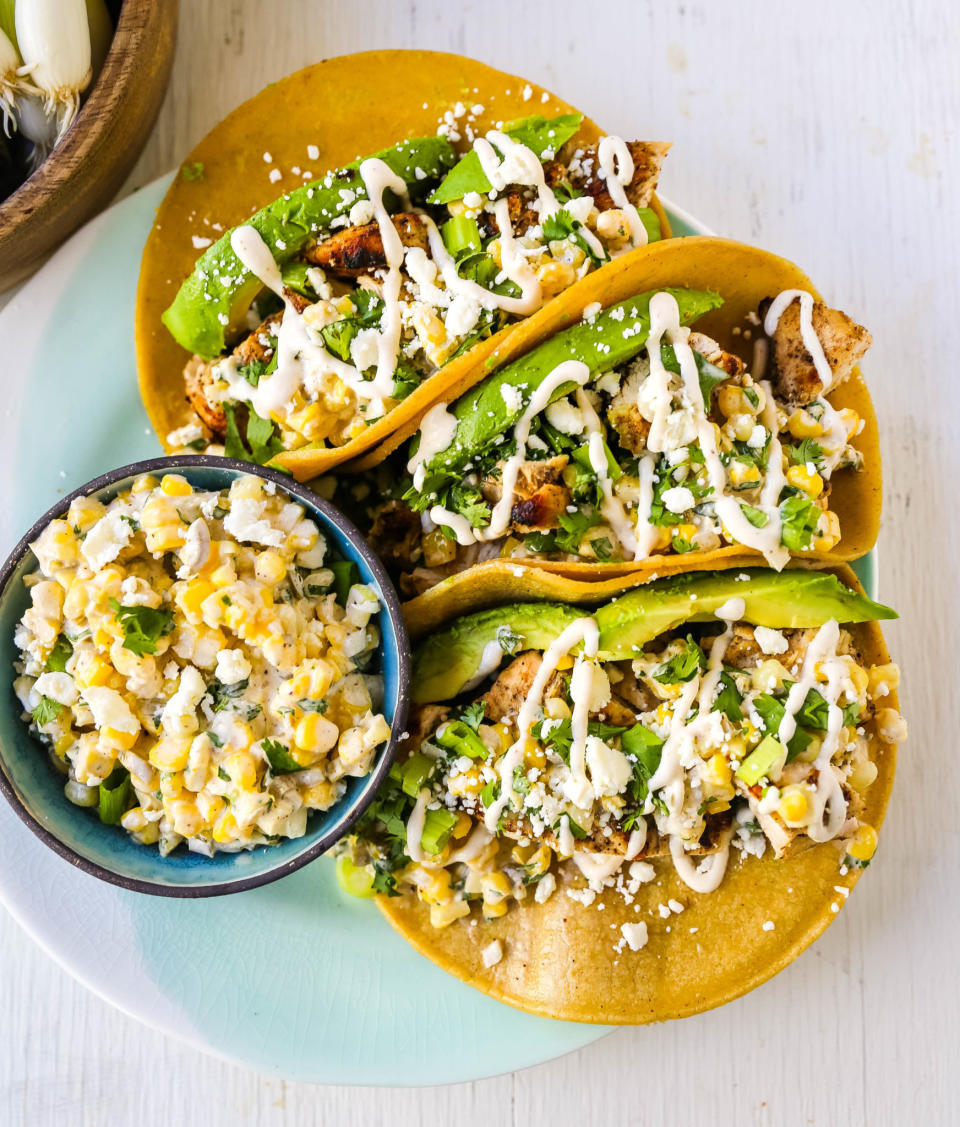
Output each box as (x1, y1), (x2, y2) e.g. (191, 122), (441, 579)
(420, 808), (458, 854)
(335, 854), (376, 898)
(735, 735), (785, 787)
(433, 719), (487, 759)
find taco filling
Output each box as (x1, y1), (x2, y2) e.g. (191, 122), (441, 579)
(162, 115), (669, 462)
(340, 570), (903, 933)
(349, 284), (871, 591)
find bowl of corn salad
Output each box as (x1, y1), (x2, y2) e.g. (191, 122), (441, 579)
(0, 455), (409, 895)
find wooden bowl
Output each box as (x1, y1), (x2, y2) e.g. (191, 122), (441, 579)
(0, 0), (178, 291)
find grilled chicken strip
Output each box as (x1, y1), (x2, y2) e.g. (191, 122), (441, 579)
(760, 296), (872, 406)
(302, 213), (429, 277)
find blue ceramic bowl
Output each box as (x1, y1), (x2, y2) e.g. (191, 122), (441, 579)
(0, 456), (410, 896)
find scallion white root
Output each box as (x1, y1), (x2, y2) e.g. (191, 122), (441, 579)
(15, 90), (55, 169)
(16, 0), (92, 144)
(0, 26), (38, 138)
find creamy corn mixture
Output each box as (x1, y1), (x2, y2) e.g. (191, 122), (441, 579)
(13, 473), (390, 856)
(347, 619), (905, 930)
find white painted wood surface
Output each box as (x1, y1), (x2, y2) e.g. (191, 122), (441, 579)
(2, 0), (957, 1122)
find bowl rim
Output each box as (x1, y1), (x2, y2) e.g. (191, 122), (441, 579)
(0, 454), (410, 897)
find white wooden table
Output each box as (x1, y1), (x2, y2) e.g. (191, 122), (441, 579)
(2, 1), (958, 1123)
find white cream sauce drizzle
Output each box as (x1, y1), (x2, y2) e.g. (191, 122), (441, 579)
(429, 360), (592, 544)
(446, 823), (494, 864)
(643, 291), (790, 569)
(644, 602), (741, 889)
(484, 617), (598, 832)
(597, 136), (648, 249)
(358, 158), (412, 397)
(670, 829), (732, 893)
(226, 226), (381, 416)
(575, 388), (640, 557)
(571, 851), (624, 887)
(404, 789), (430, 864)
(762, 290), (834, 392)
(407, 402), (459, 490)
(565, 622), (601, 808)
(775, 619), (848, 842)
(460, 640), (506, 692)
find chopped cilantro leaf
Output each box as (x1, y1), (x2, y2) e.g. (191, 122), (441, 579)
(108, 598), (174, 657)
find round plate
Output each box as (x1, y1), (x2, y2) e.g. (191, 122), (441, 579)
(0, 180), (876, 1084)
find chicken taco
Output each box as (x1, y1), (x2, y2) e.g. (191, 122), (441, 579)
(337, 566), (904, 1022)
(336, 237), (880, 611)
(135, 50), (672, 480)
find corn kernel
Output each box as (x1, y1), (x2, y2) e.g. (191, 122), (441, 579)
(812, 509), (841, 552)
(254, 550), (287, 586)
(482, 898), (508, 920)
(145, 525), (188, 553)
(451, 811), (473, 840)
(447, 767), (484, 797)
(493, 722), (514, 753)
(786, 464), (824, 498)
(301, 781), (339, 809)
(160, 474), (193, 498)
(430, 900), (471, 928)
(544, 697), (571, 721)
(848, 823), (878, 862)
(705, 752), (732, 790)
(554, 654), (575, 671)
(837, 408), (860, 438)
(523, 741), (546, 770)
(418, 869), (453, 906)
(212, 810), (239, 843)
(222, 751), (258, 789)
(104, 726), (139, 751)
(149, 737), (191, 772)
(847, 661), (869, 696)
(777, 784), (811, 827)
(876, 708), (908, 744)
(196, 791), (225, 823)
(168, 799), (202, 837)
(787, 409), (825, 439)
(537, 258), (576, 299)
(231, 476), (263, 501)
(132, 822), (161, 846)
(867, 663), (900, 698)
(481, 871), (511, 905)
(120, 806), (149, 834)
(729, 461), (762, 488)
(849, 758), (878, 790)
(293, 712), (339, 757)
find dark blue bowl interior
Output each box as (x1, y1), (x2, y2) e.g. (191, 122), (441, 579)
(0, 458), (408, 895)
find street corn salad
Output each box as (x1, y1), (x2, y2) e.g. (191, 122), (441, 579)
(161, 115), (669, 461)
(12, 472), (390, 856)
(351, 286), (872, 594)
(341, 571), (905, 930)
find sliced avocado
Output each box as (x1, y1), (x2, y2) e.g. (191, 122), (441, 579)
(428, 113), (583, 205)
(593, 569), (896, 659)
(412, 570), (895, 703)
(424, 287), (723, 478)
(412, 603), (582, 703)
(162, 135), (456, 359)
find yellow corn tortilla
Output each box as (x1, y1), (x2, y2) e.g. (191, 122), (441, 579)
(355, 237), (880, 603)
(135, 49), (671, 479)
(377, 563), (898, 1023)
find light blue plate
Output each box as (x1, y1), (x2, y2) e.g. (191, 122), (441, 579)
(0, 182), (876, 1084)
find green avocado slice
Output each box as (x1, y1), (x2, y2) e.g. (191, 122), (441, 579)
(413, 603), (582, 704)
(418, 287), (722, 480)
(411, 570), (896, 703)
(162, 135), (456, 359)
